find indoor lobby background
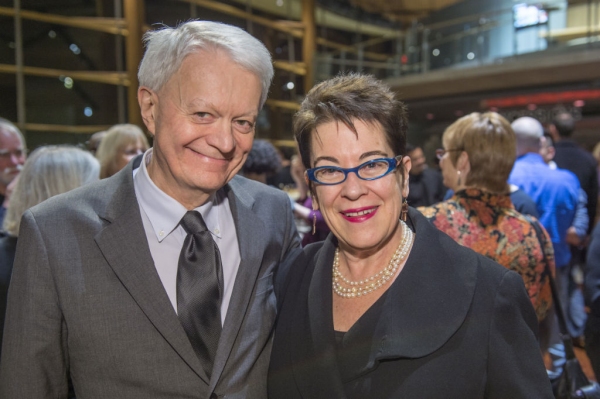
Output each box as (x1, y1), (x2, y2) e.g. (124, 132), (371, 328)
(0, 0), (599, 161)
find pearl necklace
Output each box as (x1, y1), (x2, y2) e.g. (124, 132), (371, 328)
(332, 220), (414, 298)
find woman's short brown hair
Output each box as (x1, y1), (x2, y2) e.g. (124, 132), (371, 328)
(294, 73), (408, 171)
(443, 112), (516, 193)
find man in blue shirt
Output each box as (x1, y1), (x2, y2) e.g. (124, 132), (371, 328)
(509, 116), (580, 337)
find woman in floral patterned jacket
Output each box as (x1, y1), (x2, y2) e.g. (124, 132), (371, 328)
(419, 112), (554, 322)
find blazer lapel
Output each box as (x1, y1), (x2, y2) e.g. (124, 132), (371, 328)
(208, 178), (269, 390)
(93, 164), (208, 383)
(339, 208), (478, 379)
(291, 209), (478, 387)
(294, 235), (346, 398)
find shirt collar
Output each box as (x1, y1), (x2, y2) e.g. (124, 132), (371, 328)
(133, 148), (223, 242)
(517, 152), (545, 164)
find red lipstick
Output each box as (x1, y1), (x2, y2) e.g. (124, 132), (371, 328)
(340, 206), (378, 223)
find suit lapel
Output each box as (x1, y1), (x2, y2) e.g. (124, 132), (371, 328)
(93, 164), (208, 383)
(208, 178), (269, 391)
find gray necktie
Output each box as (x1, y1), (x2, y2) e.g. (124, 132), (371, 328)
(177, 211), (223, 378)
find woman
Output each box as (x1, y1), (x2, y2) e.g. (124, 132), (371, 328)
(95, 123), (149, 178)
(268, 74), (553, 398)
(418, 112), (553, 323)
(1, 145), (100, 353)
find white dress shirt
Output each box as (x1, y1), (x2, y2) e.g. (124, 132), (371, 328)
(133, 149), (241, 325)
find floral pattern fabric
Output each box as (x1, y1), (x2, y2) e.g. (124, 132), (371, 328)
(418, 188), (554, 321)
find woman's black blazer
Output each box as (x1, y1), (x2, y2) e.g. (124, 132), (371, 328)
(268, 208), (553, 399)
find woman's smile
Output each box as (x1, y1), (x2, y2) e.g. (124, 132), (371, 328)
(340, 206), (378, 222)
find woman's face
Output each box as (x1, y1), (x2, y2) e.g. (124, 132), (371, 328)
(439, 149), (459, 191)
(115, 139), (147, 172)
(310, 119), (411, 254)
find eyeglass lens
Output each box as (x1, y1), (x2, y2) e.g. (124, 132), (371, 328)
(314, 159), (392, 184)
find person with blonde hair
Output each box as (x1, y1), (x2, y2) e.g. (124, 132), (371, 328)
(419, 112), (554, 324)
(95, 123), (149, 178)
(0, 145), (99, 355)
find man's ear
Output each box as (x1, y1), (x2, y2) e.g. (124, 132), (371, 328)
(138, 86), (157, 137)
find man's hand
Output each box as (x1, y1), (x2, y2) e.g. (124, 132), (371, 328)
(566, 226), (583, 247)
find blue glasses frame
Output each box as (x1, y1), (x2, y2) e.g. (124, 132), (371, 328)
(306, 156), (402, 185)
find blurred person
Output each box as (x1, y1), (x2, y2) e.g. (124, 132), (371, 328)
(0, 20), (299, 399)
(0, 119), (26, 226)
(540, 134), (557, 168)
(541, 134), (588, 248)
(269, 74), (552, 398)
(585, 221), (600, 380)
(267, 145), (296, 189)
(419, 112), (553, 322)
(550, 112), (598, 234)
(242, 139), (281, 184)
(405, 143), (446, 207)
(95, 123), (149, 178)
(86, 130), (107, 155)
(288, 154), (330, 246)
(509, 116), (581, 337)
(0, 145), (100, 357)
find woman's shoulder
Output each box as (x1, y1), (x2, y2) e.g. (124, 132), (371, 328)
(274, 238), (332, 303)
(412, 207), (512, 285)
(416, 199), (458, 220)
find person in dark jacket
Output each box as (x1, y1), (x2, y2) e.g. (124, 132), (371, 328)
(585, 222), (600, 380)
(550, 112), (598, 234)
(405, 143), (446, 207)
(268, 73), (553, 399)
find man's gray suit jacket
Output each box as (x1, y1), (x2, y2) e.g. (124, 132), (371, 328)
(0, 159), (300, 398)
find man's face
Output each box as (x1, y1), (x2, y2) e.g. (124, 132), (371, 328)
(139, 49), (262, 208)
(539, 136), (555, 164)
(408, 147), (426, 176)
(0, 129), (26, 194)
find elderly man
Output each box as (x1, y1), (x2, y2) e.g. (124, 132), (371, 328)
(508, 116), (580, 335)
(0, 119), (26, 226)
(0, 21), (299, 399)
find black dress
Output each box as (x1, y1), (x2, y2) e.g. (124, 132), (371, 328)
(268, 208), (554, 399)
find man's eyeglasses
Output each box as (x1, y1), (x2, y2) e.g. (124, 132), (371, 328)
(435, 148), (462, 160)
(0, 149), (26, 160)
(306, 156), (402, 186)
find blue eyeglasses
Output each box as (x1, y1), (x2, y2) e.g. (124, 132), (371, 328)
(306, 156), (402, 185)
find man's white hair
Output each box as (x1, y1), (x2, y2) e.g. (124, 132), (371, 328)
(138, 20), (273, 108)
